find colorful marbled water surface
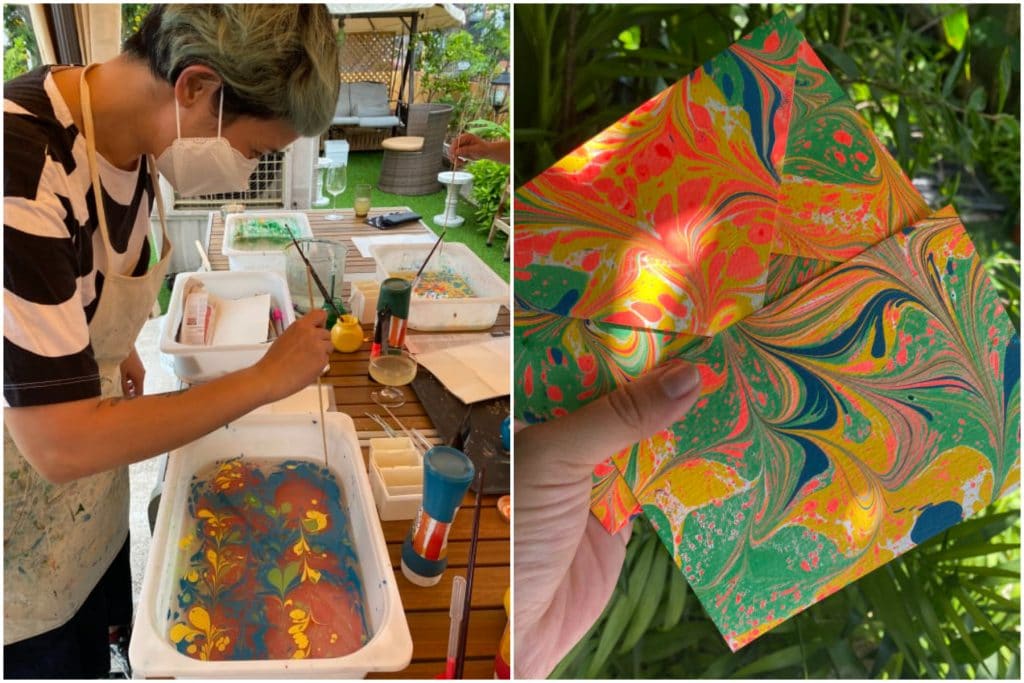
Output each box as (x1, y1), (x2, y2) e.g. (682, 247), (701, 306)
(390, 268), (476, 299)
(515, 209), (1020, 650)
(513, 13), (928, 336)
(232, 218), (304, 247)
(168, 458), (368, 660)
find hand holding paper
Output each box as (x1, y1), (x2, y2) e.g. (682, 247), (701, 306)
(515, 362), (702, 678)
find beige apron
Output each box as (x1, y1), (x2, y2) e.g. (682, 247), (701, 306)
(3, 64), (174, 644)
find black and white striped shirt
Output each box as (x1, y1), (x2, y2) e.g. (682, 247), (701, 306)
(4, 66), (153, 408)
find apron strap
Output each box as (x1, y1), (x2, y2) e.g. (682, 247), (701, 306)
(79, 64), (171, 271)
(147, 154), (171, 253)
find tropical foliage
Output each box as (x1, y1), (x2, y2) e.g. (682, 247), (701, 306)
(417, 4), (510, 134)
(3, 4), (40, 81)
(514, 4), (1021, 678)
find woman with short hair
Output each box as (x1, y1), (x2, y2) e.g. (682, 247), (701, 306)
(3, 5), (340, 676)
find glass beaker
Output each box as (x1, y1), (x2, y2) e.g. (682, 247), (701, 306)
(285, 239), (347, 313)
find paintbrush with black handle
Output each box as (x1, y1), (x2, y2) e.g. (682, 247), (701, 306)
(286, 228), (344, 319)
(454, 466), (485, 679)
(410, 230), (447, 294)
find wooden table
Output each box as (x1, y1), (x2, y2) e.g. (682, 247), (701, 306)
(206, 209), (511, 678)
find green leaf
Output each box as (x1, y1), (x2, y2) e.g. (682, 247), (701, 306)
(585, 591), (631, 678)
(996, 48), (1012, 113)
(967, 86), (987, 112)
(949, 630), (1015, 663)
(619, 550), (668, 653)
(826, 639), (869, 678)
(625, 532), (658, 610)
(818, 43), (861, 79)
(954, 585), (1005, 645)
(941, 596), (987, 665)
(894, 104), (911, 168)
(932, 509), (1019, 541)
(730, 644), (805, 677)
(895, 559), (959, 674)
(941, 7), (970, 52)
(934, 542), (1019, 561)
(618, 25), (641, 51)
(942, 41), (969, 98)
(661, 567), (689, 630)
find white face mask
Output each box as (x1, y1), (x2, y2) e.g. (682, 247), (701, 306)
(155, 88), (260, 197)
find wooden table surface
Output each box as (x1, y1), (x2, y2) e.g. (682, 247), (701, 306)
(206, 208), (511, 679)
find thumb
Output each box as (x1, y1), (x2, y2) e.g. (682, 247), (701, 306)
(518, 360), (702, 477)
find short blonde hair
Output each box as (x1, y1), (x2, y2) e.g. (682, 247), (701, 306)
(124, 4), (340, 136)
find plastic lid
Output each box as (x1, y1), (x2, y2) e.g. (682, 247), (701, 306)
(377, 277), (411, 318)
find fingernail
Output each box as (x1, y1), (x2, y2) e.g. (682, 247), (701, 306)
(659, 362), (700, 399)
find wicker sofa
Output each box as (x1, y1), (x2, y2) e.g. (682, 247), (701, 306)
(330, 81), (401, 150)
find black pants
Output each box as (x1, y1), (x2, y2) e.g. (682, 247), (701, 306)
(4, 538), (133, 679)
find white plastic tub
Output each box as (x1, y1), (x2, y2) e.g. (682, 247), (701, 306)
(129, 413), (413, 678)
(222, 212), (313, 276)
(160, 270), (295, 384)
(370, 242), (509, 331)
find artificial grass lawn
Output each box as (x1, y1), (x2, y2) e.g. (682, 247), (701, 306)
(335, 151), (510, 282)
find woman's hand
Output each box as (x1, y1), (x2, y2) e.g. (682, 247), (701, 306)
(253, 309), (333, 403)
(449, 133), (510, 164)
(514, 360), (702, 678)
(120, 346), (146, 398)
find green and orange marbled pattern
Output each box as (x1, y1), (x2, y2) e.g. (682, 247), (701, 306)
(513, 13), (929, 336)
(515, 209), (1020, 650)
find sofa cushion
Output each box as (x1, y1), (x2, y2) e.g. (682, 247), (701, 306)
(332, 116), (360, 126)
(352, 100), (392, 117)
(334, 83), (352, 118)
(357, 115), (400, 128)
(381, 136), (424, 152)
(349, 81), (390, 116)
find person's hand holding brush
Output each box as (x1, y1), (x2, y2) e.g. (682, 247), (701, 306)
(449, 133), (510, 165)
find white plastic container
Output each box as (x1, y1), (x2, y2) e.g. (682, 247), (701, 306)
(349, 279), (380, 325)
(222, 212), (313, 276)
(130, 413), (413, 678)
(368, 437), (423, 521)
(160, 270), (295, 384)
(370, 242), (509, 331)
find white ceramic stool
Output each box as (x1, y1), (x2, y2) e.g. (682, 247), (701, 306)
(434, 171), (474, 228)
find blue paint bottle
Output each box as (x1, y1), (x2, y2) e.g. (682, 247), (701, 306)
(400, 446), (475, 587)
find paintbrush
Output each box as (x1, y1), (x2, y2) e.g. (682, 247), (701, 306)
(286, 228), (344, 319)
(454, 466), (485, 679)
(305, 265), (330, 468)
(411, 230), (447, 294)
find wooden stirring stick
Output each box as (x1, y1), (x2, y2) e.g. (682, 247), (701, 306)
(305, 265), (330, 467)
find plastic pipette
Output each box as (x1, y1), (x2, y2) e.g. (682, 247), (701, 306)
(444, 575), (467, 678)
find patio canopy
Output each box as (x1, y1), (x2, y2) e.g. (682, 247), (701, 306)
(328, 3), (466, 111)
(329, 3), (466, 33)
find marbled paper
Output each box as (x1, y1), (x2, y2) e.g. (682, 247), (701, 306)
(515, 208), (1021, 650)
(514, 13), (929, 336)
